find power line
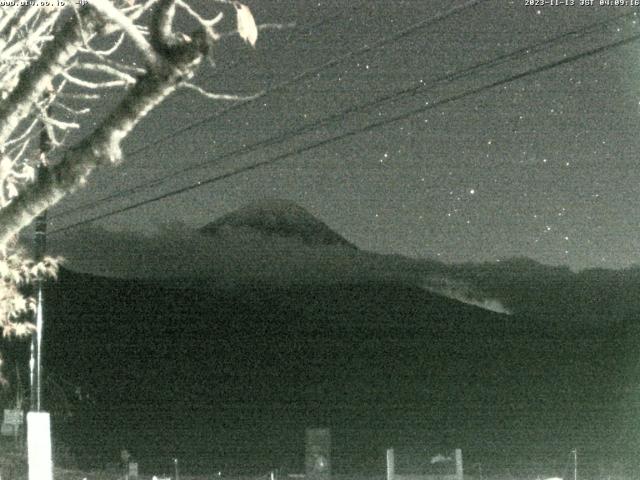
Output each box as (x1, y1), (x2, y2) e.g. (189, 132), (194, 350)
(49, 30), (640, 236)
(50, 0), (487, 220)
(112, 9), (350, 118)
(123, 0), (484, 156)
(51, 9), (634, 222)
(50, 10), (636, 222)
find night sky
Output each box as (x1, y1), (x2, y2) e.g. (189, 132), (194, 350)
(47, 0), (640, 271)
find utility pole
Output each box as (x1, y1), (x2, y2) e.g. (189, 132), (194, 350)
(29, 120), (50, 412)
(386, 448), (394, 480)
(573, 448), (578, 480)
(27, 117), (53, 480)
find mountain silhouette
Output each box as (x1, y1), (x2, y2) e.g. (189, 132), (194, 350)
(200, 199), (357, 249)
(47, 199), (508, 313)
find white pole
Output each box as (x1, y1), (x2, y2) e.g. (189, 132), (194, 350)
(455, 449), (463, 480)
(31, 116), (50, 413)
(27, 411), (53, 480)
(386, 449), (394, 480)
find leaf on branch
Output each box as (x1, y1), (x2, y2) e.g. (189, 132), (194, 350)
(13, 164), (35, 183)
(0, 156), (12, 176)
(5, 181), (18, 201)
(12, 321), (35, 337)
(11, 295), (26, 314)
(234, 2), (257, 47)
(3, 320), (35, 338)
(43, 256), (62, 279)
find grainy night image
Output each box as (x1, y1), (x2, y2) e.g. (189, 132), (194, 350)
(0, 1), (639, 479)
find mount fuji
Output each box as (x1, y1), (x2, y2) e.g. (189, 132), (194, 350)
(24, 200), (635, 475)
(200, 198), (357, 249)
(49, 198), (509, 314)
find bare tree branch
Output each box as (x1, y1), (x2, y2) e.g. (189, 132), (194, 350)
(0, 5), (210, 247)
(0, 7), (103, 146)
(181, 82), (263, 101)
(90, 0), (159, 67)
(0, 0), (264, 380)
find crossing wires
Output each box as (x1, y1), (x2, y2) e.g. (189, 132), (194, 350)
(48, 19), (640, 236)
(50, 0), (488, 220)
(53, 9), (636, 224)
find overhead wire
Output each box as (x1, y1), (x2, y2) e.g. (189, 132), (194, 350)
(45, 8), (357, 220)
(48, 27), (640, 236)
(51, 8), (636, 223)
(124, 0), (486, 156)
(108, 8), (350, 120)
(50, 10), (636, 222)
(50, 0), (488, 220)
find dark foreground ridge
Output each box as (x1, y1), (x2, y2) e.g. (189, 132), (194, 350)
(20, 267), (637, 476)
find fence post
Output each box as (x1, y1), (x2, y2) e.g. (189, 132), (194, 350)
(454, 449), (463, 480)
(386, 449), (395, 480)
(305, 428), (331, 480)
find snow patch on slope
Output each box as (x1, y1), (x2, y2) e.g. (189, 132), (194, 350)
(422, 275), (512, 315)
